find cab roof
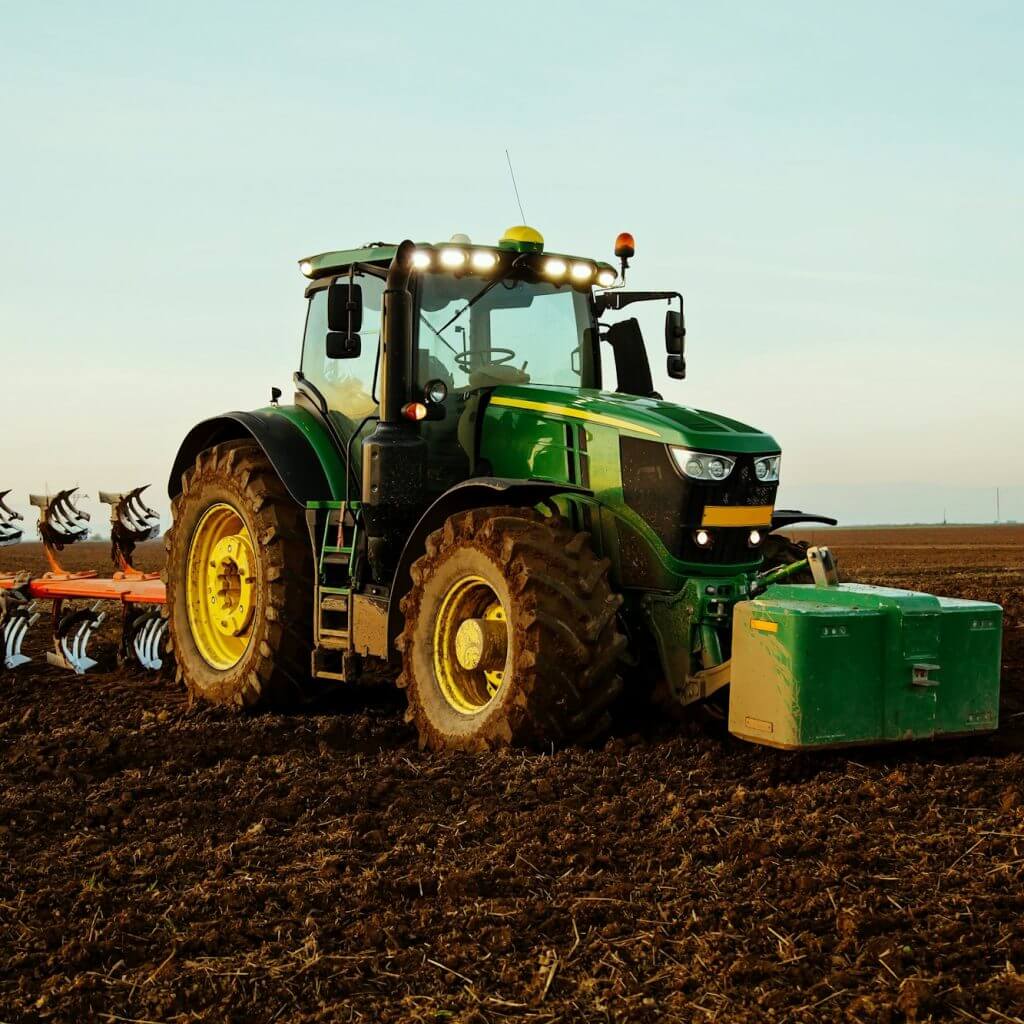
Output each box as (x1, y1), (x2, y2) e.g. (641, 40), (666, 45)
(298, 241), (616, 284)
(298, 244), (398, 279)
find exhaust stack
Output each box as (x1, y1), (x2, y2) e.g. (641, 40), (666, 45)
(361, 240), (427, 583)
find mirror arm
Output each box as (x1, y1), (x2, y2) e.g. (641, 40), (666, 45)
(594, 290), (682, 315)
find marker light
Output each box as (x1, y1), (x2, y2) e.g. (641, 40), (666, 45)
(471, 250), (497, 271)
(402, 402), (428, 422)
(411, 250), (432, 270)
(748, 529), (763, 547)
(669, 446), (736, 482)
(439, 248), (466, 268)
(754, 455), (781, 482)
(544, 257), (568, 278)
(695, 529), (712, 548)
(570, 261), (594, 282)
(299, 260), (314, 277)
(596, 268), (617, 288)
(614, 232), (636, 259)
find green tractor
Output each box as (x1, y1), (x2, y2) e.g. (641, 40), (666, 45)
(165, 227), (1002, 750)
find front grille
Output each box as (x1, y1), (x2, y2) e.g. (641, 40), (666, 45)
(620, 437), (778, 565)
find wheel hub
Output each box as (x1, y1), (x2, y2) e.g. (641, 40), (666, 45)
(454, 616), (508, 671)
(207, 533), (256, 637)
(433, 575), (510, 713)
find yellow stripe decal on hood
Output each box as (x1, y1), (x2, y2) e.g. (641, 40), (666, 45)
(489, 396), (661, 437)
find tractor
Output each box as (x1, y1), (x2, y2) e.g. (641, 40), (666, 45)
(164, 227), (1002, 750)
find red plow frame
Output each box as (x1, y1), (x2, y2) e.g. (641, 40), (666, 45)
(1, 487), (168, 674)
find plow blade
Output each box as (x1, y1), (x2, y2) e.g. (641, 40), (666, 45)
(0, 491), (24, 546)
(31, 488), (91, 549)
(123, 609), (168, 670)
(1, 585), (39, 670)
(47, 602), (107, 674)
(101, 486), (161, 571)
(729, 583), (1002, 749)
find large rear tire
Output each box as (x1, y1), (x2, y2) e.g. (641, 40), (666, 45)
(397, 506), (626, 751)
(164, 441), (313, 708)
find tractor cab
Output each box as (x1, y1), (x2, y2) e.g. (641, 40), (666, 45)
(296, 227), (681, 497)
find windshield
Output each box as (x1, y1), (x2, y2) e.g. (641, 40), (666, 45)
(417, 274), (598, 391)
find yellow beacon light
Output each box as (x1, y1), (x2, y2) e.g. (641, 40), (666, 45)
(498, 225), (545, 253)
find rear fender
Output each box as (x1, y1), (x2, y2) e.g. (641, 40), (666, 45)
(167, 408), (345, 506)
(385, 478), (592, 657)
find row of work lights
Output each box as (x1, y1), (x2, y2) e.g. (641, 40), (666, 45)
(410, 245), (618, 288)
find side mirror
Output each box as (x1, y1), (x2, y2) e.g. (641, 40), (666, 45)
(326, 281), (363, 360)
(326, 331), (361, 359)
(667, 354), (686, 380)
(665, 309), (685, 354)
(328, 281), (362, 334)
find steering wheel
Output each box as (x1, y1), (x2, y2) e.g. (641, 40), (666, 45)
(454, 347), (517, 372)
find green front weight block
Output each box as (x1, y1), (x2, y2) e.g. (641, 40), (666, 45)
(729, 583), (1002, 749)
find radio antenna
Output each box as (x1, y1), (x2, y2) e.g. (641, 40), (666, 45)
(505, 148), (527, 223)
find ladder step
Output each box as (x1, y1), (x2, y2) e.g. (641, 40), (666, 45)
(314, 669), (347, 682)
(318, 634), (350, 650)
(320, 586), (350, 595)
(322, 545), (353, 554)
(320, 596), (348, 612)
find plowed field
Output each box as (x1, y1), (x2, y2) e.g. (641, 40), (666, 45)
(1, 527), (1022, 1023)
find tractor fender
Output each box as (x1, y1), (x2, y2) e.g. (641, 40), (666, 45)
(167, 410), (340, 506)
(385, 477), (592, 657)
(770, 509), (838, 530)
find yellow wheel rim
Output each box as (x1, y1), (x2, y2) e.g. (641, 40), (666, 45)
(185, 503), (257, 670)
(432, 574), (510, 714)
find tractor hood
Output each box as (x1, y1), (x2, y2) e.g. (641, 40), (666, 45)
(487, 385), (779, 454)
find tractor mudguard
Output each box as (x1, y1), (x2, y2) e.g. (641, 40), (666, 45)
(385, 477), (592, 657)
(167, 408), (345, 506)
(770, 509), (838, 530)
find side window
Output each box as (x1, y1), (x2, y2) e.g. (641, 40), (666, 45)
(301, 274), (384, 434)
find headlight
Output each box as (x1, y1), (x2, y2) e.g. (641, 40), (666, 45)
(754, 455), (781, 482)
(424, 378), (448, 404)
(669, 447), (736, 482)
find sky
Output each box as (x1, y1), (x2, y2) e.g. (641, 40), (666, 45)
(1, 0), (1022, 532)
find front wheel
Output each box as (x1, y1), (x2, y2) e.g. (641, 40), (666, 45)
(397, 506), (626, 751)
(164, 441), (313, 708)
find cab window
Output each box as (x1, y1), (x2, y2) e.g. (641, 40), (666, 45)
(300, 273), (384, 436)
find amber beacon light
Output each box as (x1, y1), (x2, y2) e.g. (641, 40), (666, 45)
(614, 231), (635, 281)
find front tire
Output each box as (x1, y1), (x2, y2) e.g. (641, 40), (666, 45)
(397, 506), (626, 751)
(164, 441), (313, 708)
